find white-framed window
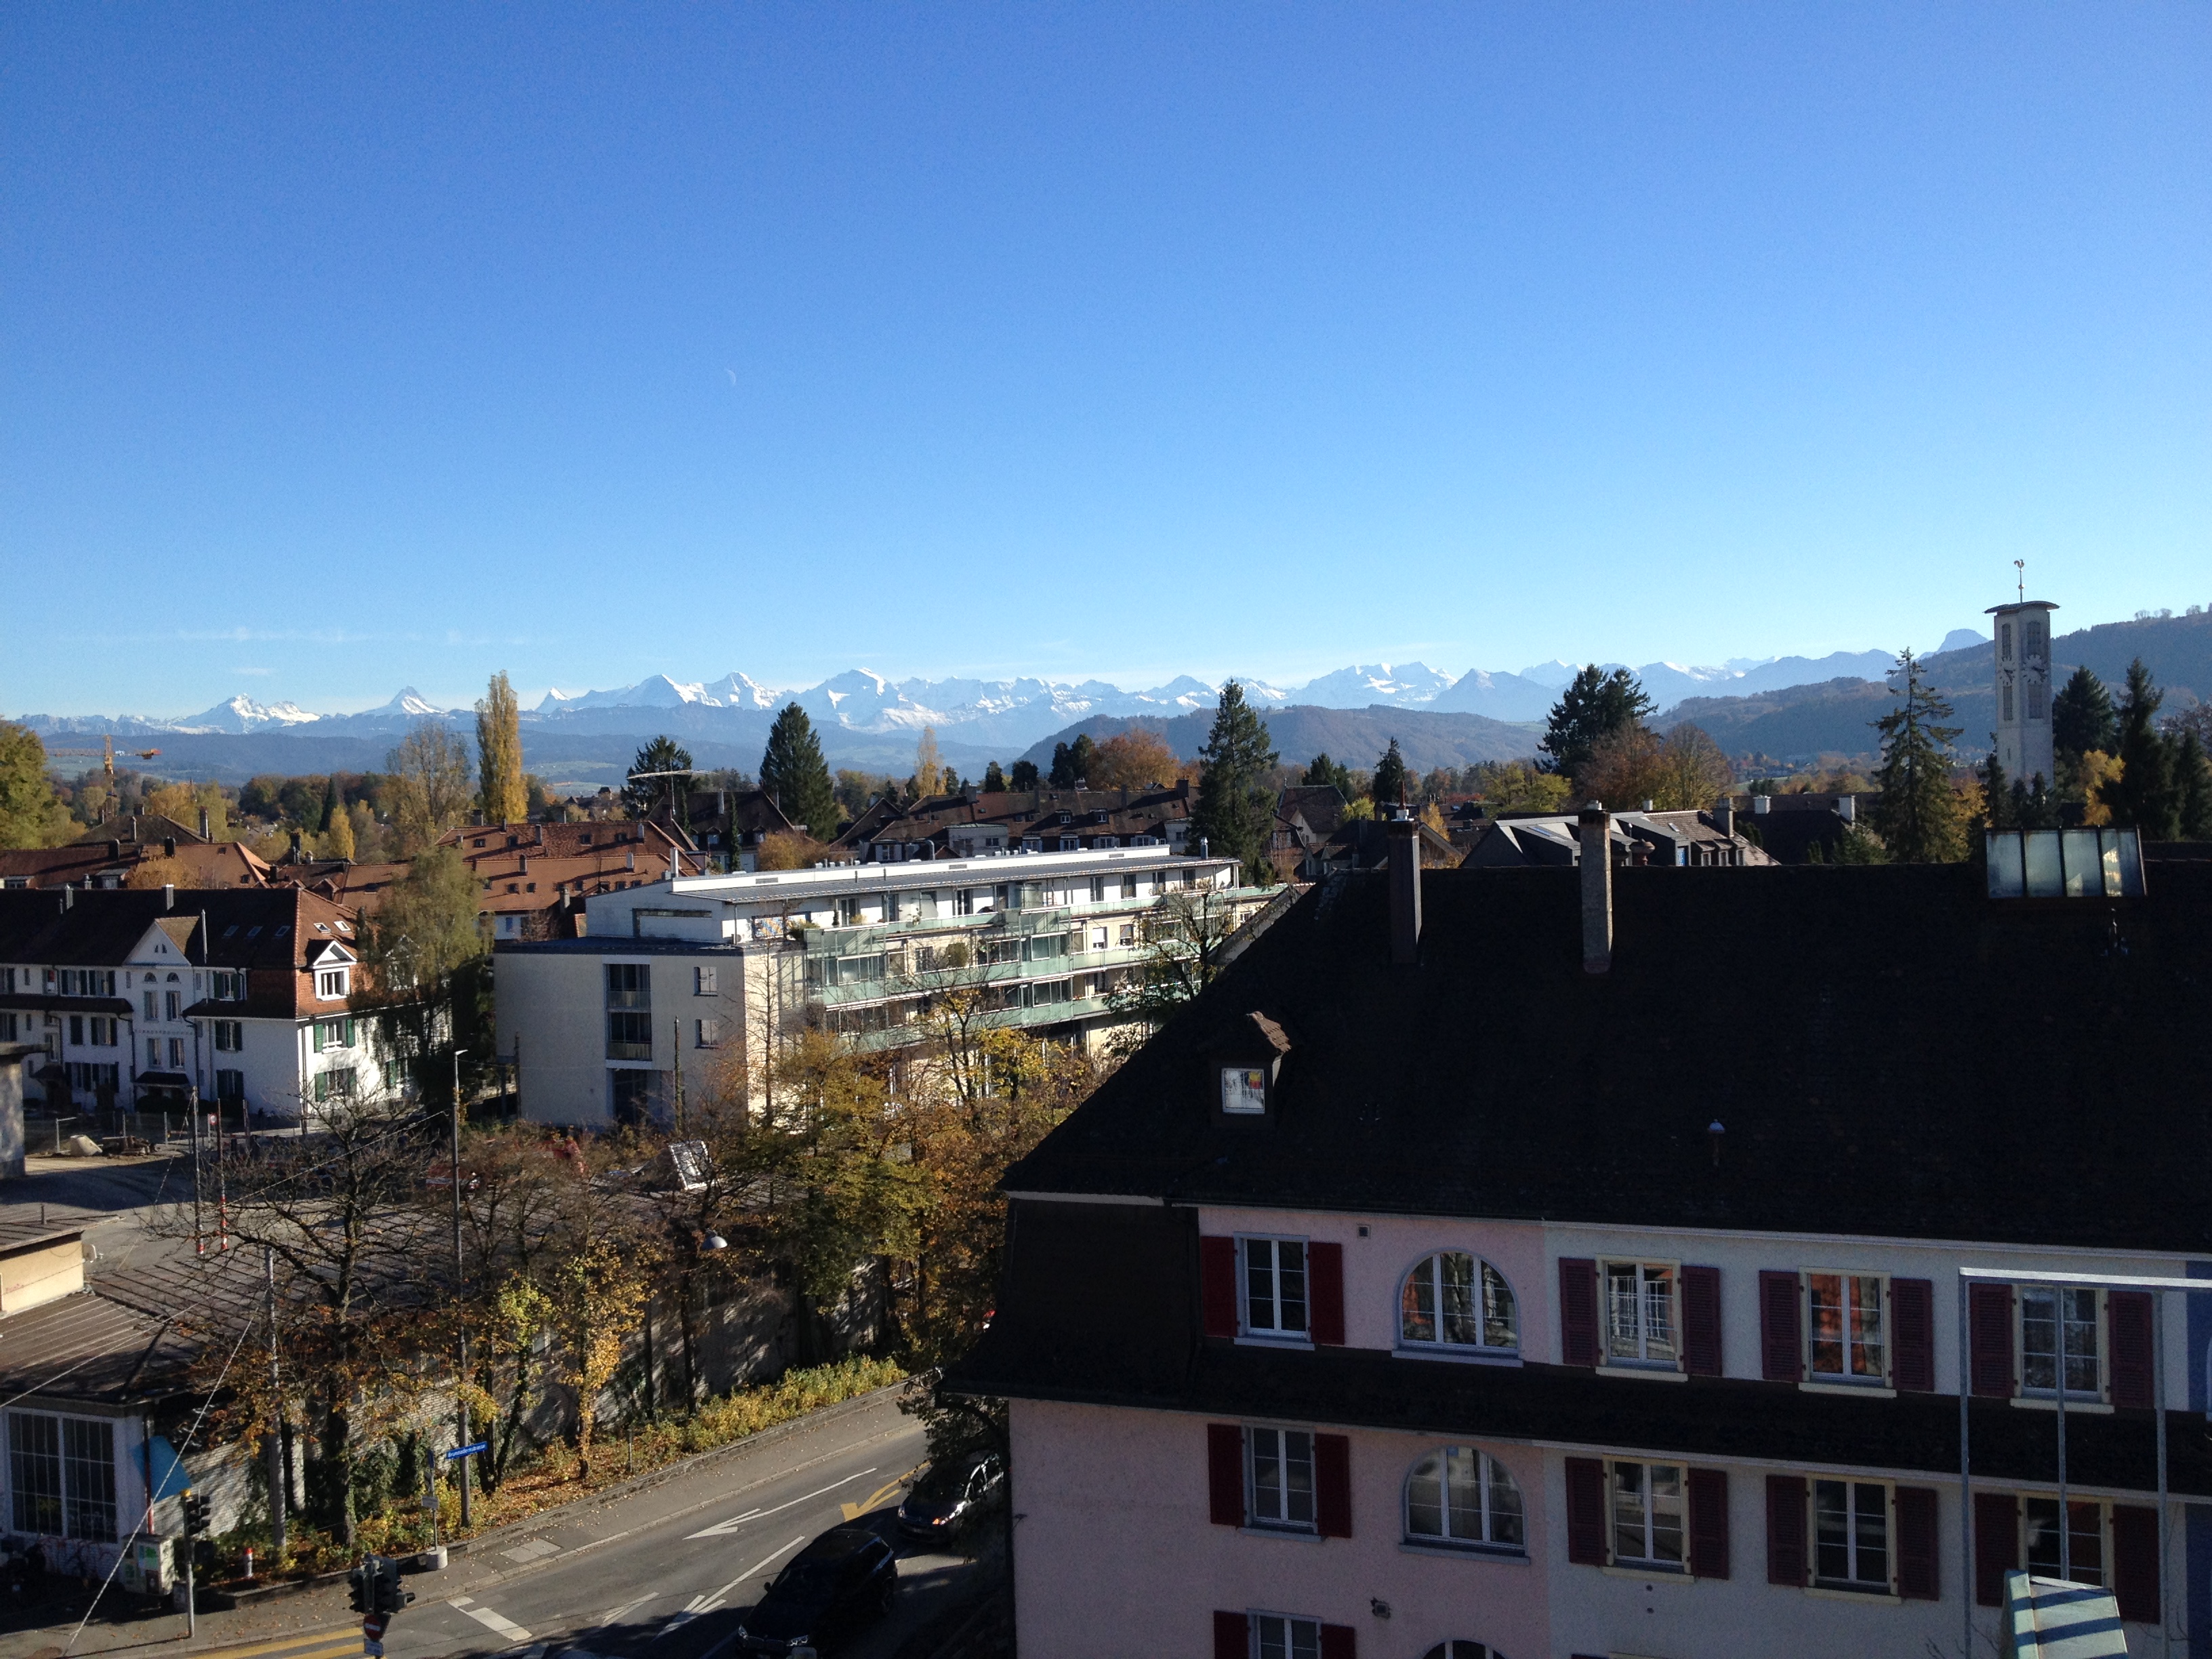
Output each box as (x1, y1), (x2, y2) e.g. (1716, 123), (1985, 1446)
(215, 1069), (244, 1101)
(1611, 1460), (1686, 1570)
(145, 1038), (159, 1068)
(1118, 922), (1136, 946)
(1252, 1614), (1322, 1659)
(316, 968), (349, 1000)
(1404, 1448), (1523, 1551)
(213, 1021), (243, 1052)
(1399, 1253), (1517, 1353)
(1245, 1427), (1315, 1530)
(1241, 1237), (1307, 1338)
(693, 965), (717, 995)
(1221, 1066), (1268, 1115)
(2021, 1287), (2102, 1399)
(7, 1412), (116, 1541)
(142, 991), (157, 1022)
(1603, 1261), (1678, 1368)
(2024, 1498), (2106, 1584)
(1812, 1479), (1891, 1591)
(1807, 1271), (1887, 1383)
(210, 970), (243, 1000)
(314, 1067), (356, 1102)
(166, 1037), (184, 1067)
(164, 990), (180, 1021)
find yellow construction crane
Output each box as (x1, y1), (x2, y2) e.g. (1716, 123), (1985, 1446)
(43, 735), (164, 779)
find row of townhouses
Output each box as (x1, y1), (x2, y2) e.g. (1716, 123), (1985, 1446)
(0, 888), (395, 1120)
(495, 844), (1263, 1125)
(951, 811), (2209, 1658)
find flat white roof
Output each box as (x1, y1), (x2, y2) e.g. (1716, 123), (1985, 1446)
(663, 845), (1230, 905)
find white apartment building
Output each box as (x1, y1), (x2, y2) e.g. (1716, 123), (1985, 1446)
(494, 845), (1261, 1127)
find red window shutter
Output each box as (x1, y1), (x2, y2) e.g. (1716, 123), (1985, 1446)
(1765, 1475), (1807, 1586)
(1314, 1433), (1353, 1538)
(1212, 1610), (1250, 1659)
(1308, 1242), (1346, 1346)
(1895, 1486), (1940, 1599)
(1201, 1235), (1238, 1338)
(1759, 1271), (1802, 1382)
(1686, 1467), (1729, 1578)
(2108, 1290), (2154, 1410)
(1206, 1423), (1244, 1527)
(1681, 1265), (1723, 1377)
(2111, 1504), (2159, 1623)
(1973, 1492), (2019, 1607)
(1564, 1456), (1607, 1565)
(1319, 1625), (1357, 1659)
(1559, 1258), (1599, 1367)
(1970, 1284), (2015, 1399)
(1890, 1277), (1936, 1393)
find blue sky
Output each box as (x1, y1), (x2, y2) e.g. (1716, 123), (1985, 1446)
(4, 3), (2207, 716)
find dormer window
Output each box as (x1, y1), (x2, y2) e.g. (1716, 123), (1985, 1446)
(316, 967), (350, 1001)
(1221, 1067), (1267, 1115)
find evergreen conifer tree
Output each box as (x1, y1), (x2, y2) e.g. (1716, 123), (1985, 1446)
(1980, 750), (2011, 830)
(1870, 649), (1969, 862)
(1540, 667), (1654, 777)
(1008, 759), (1040, 791)
(623, 735), (694, 821)
(760, 705), (838, 840)
(2176, 730), (2212, 840)
(2100, 659), (2181, 840)
(2051, 666), (2118, 760)
(983, 760), (1006, 792)
(1370, 739), (1410, 808)
(1190, 681), (1278, 884)
(1301, 754), (1353, 797)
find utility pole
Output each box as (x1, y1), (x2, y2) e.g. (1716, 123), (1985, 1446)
(450, 1048), (471, 1529)
(188, 1085), (205, 1254)
(266, 1248), (285, 1558)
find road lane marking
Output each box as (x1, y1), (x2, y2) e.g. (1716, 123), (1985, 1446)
(684, 1467), (877, 1538)
(654, 1536), (807, 1639)
(838, 1474), (909, 1521)
(596, 1593), (657, 1627)
(452, 1599), (534, 1642)
(188, 1636), (366, 1659)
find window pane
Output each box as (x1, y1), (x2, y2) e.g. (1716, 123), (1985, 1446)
(1402, 1262), (1437, 1345)
(1406, 1454), (1445, 1537)
(1605, 1265), (1643, 1359)
(9, 1413), (62, 1536)
(2062, 1288), (2098, 1395)
(1247, 1242), (1276, 1331)
(62, 1418), (115, 1541)
(1852, 1483), (1887, 1586)
(1642, 1269), (1677, 1364)
(1439, 1254), (1478, 1346)
(1647, 1465), (1684, 1564)
(1284, 1431), (1315, 1525)
(1612, 1460), (1647, 1561)
(1258, 1616), (1288, 1659)
(1276, 1242), (1307, 1334)
(2026, 1499), (2104, 1585)
(1252, 1428), (1282, 1520)
(1809, 1274), (1845, 1375)
(1443, 1446), (1481, 1539)
(1486, 1456), (1525, 1547)
(2022, 1290), (2057, 1392)
(1290, 1621), (1320, 1659)
(1481, 1263), (1518, 1349)
(1815, 1479), (1850, 1582)
(1849, 1276), (1885, 1378)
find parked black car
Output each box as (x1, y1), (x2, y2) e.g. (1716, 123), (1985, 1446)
(733, 1523), (897, 1655)
(895, 1450), (1006, 1540)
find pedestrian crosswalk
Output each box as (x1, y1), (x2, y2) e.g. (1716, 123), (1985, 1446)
(450, 1595), (533, 1642)
(187, 1628), (369, 1659)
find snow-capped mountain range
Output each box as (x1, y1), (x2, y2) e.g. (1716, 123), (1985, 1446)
(16, 630), (1988, 751)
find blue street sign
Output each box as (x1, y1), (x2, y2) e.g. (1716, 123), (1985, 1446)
(445, 1441), (489, 1461)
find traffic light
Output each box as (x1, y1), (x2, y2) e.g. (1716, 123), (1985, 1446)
(182, 1491), (211, 1537)
(348, 1562), (371, 1614)
(365, 1556), (413, 1618)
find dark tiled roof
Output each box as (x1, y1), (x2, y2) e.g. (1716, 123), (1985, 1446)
(1002, 861), (2212, 1254)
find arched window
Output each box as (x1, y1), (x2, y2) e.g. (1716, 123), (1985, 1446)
(1400, 1252), (1517, 1352)
(1421, 1646), (1504, 1659)
(1405, 1448), (1524, 1551)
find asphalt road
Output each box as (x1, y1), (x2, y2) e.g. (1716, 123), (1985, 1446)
(5, 1389), (985, 1659)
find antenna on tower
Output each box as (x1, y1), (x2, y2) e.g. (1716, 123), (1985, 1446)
(2013, 558), (2025, 603)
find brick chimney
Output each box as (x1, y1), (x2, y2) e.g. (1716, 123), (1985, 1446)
(1579, 803), (1612, 975)
(1386, 811), (1422, 965)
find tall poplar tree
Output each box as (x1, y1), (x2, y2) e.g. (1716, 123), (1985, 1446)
(476, 670), (527, 825)
(1869, 649), (1969, 862)
(761, 703), (839, 840)
(1190, 681), (1278, 884)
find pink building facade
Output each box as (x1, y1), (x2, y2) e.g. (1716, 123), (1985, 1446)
(954, 840), (2212, 1658)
